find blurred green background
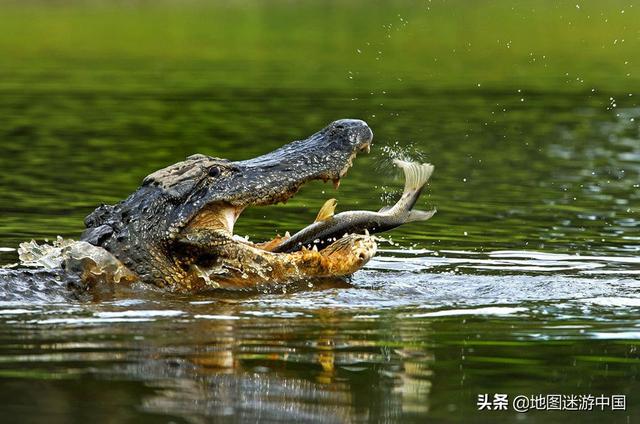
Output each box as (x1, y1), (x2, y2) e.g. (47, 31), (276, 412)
(0, 0), (639, 92)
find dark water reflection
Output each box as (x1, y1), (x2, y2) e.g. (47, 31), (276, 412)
(0, 81), (639, 424)
(1, 280), (639, 423)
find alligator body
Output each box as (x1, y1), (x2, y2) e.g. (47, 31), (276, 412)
(79, 119), (376, 291)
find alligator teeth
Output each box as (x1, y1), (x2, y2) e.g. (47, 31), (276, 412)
(333, 178), (341, 189)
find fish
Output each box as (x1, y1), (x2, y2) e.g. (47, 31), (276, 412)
(272, 159), (436, 253)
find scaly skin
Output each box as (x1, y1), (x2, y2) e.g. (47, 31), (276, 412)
(79, 119), (375, 291)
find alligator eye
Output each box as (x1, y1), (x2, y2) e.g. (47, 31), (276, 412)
(208, 166), (221, 177)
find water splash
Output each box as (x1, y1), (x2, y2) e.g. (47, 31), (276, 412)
(15, 237), (137, 285)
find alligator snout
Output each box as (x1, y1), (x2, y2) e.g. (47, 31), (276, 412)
(220, 118), (373, 206)
(326, 119), (373, 153)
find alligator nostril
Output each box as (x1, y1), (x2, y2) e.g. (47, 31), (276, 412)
(334, 124), (345, 130)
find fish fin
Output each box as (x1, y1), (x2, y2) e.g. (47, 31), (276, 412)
(378, 205), (392, 213)
(406, 208), (437, 222)
(314, 198), (337, 222)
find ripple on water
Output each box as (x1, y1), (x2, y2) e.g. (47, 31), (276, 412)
(406, 306), (528, 318)
(372, 249), (640, 276)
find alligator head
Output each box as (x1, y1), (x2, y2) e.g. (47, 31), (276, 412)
(81, 119), (373, 288)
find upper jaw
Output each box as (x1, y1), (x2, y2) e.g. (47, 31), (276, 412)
(221, 119), (373, 207)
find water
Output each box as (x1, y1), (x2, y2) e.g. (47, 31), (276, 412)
(1, 1), (639, 423)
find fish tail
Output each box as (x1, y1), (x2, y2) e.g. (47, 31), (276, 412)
(385, 160), (434, 214)
(406, 208), (437, 222)
(393, 159), (434, 191)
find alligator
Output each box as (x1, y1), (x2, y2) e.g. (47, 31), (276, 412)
(71, 119), (376, 292)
